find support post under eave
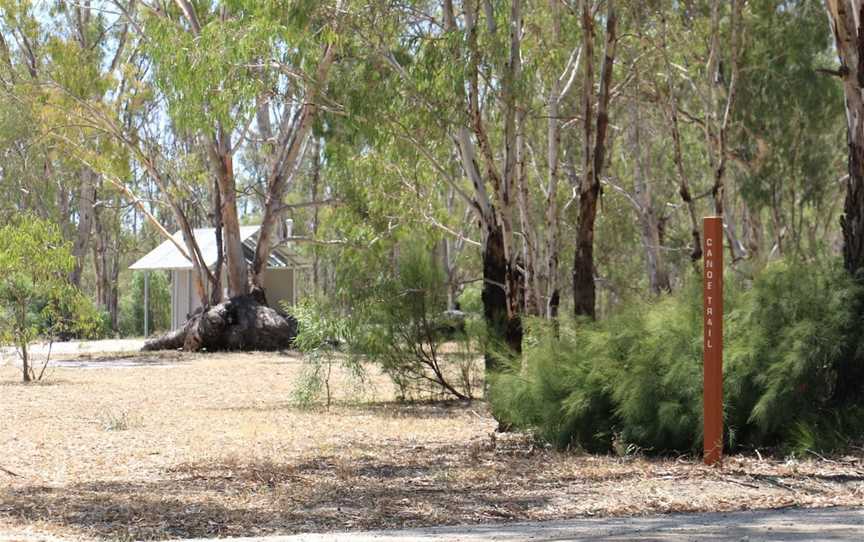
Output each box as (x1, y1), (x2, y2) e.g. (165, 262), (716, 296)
(144, 270), (150, 338)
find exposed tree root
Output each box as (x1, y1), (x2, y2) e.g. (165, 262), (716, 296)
(143, 294), (297, 352)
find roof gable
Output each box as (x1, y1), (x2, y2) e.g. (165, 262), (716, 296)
(130, 225), (265, 271)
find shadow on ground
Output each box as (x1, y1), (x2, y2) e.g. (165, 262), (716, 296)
(206, 399), (482, 418)
(0, 443), (546, 540)
(2, 435), (863, 541)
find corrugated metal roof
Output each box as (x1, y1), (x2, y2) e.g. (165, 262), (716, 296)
(130, 226), (262, 270)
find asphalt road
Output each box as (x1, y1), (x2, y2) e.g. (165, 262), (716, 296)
(176, 507), (864, 542)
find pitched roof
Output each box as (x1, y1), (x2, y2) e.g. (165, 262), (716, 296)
(130, 224), (302, 271)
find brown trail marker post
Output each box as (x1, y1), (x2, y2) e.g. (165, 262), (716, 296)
(703, 217), (723, 465)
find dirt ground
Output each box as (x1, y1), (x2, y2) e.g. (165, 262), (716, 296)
(1, 352), (863, 541)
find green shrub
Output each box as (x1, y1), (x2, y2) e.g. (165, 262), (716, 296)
(359, 241), (479, 400)
(726, 260), (864, 453)
(291, 239), (482, 402)
(0, 215), (100, 382)
(490, 259), (864, 455)
(489, 318), (616, 451)
(289, 297), (367, 408)
(605, 285), (708, 453)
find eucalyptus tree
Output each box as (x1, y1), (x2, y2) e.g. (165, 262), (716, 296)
(0, 0), (133, 328)
(572, 0), (618, 319)
(0, 215), (97, 382)
(25, 0), (345, 321)
(332, 0), (528, 359)
(338, 1), (610, 361)
(141, 0), (343, 300)
(28, 0), (225, 309)
(733, 0), (844, 259)
(822, 0), (864, 275)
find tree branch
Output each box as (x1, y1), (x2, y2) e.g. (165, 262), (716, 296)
(173, 0), (201, 35)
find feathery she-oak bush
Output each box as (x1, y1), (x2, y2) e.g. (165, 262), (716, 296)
(490, 259), (864, 455)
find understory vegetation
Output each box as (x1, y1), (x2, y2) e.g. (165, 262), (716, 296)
(490, 260), (864, 456)
(291, 240), (482, 404)
(0, 215), (100, 381)
(118, 271), (171, 337)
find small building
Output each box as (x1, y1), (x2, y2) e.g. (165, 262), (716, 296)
(130, 224), (309, 331)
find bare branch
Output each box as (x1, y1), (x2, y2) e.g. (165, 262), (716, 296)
(173, 0), (202, 35)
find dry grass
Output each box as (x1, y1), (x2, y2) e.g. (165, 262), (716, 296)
(1, 352), (863, 541)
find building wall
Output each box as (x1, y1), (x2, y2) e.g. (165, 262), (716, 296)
(171, 269), (204, 330)
(263, 268), (295, 310)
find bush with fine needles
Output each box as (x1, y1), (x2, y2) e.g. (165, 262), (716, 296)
(490, 258), (864, 455)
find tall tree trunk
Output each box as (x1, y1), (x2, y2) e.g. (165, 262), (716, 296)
(499, 0), (522, 325)
(210, 176), (225, 305)
(443, 0), (523, 364)
(109, 236), (120, 330)
(21, 336), (30, 383)
(93, 201), (106, 309)
(252, 39), (338, 293)
(516, 108), (542, 316)
(462, 0), (523, 360)
(825, 0), (864, 276)
(543, 6), (579, 320)
(573, 0), (617, 319)
(631, 99), (671, 294)
(822, 1), (864, 403)
(661, 11), (702, 262)
(210, 132), (248, 298)
(70, 168), (96, 287)
(545, 78), (563, 319)
(92, 189), (122, 331)
(482, 223), (520, 365)
(310, 137), (322, 293)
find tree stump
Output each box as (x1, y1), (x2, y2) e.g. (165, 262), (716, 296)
(142, 295), (298, 352)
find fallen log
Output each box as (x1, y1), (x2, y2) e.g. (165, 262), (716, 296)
(143, 294), (298, 352)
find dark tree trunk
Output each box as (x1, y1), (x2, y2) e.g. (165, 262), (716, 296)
(572, 202), (598, 318)
(573, 0), (617, 320)
(822, 0), (864, 400)
(21, 342), (30, 383)
(843, 142), (864, 275)
(482, 225), (521, 371)
(210, 176), (224, 306)
(142, 295), (297, 352)
(109, 252), (119, 330)
(548, 290), (560, 319)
